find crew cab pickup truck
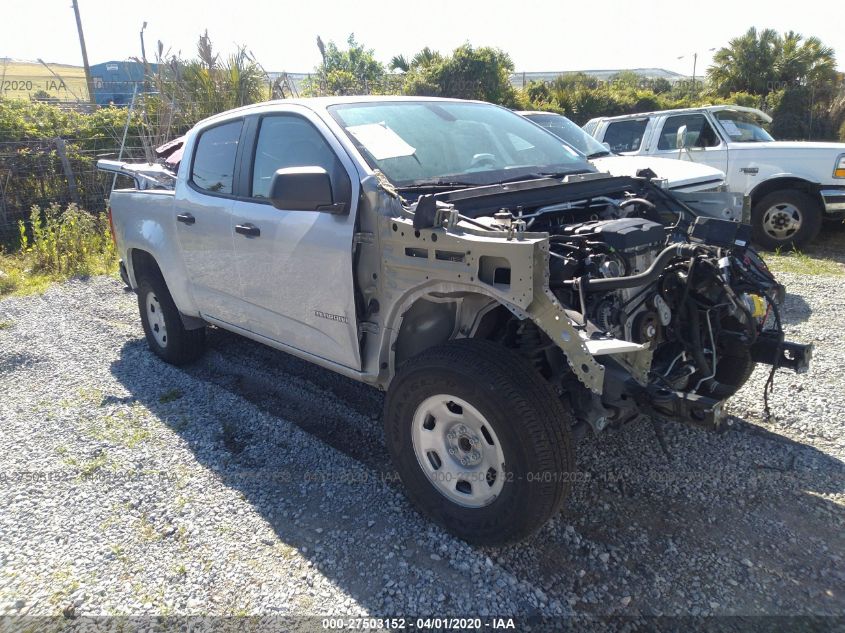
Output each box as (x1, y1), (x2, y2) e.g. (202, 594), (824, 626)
(584, 105), (845, 249)
(100, 97), (811, 545)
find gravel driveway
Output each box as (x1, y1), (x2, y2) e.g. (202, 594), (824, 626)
(0, 271), (843, 621)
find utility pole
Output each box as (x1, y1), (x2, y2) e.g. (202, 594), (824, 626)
(692, 52), (697, 93)
(139, 21), (148, 65)
(139, 21), (150, 95)
(678, 48), (715, 96)
(71, 0), (97, 106)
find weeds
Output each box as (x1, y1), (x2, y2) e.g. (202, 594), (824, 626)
(63, 451), (109, 478)
(763, 247), (844, 276)
(88, 405), (151, 448)
(0, 203), (117, 297)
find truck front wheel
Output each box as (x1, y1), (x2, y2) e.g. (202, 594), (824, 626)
(136, 275), (206, 366)
(751, 190), (822, 250)
(383, 339), (575, 545)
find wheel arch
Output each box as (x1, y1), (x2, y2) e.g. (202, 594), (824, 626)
(382, 284), (523, 385)
(129, 248), (205, 330)
(749, 176), (822, 209)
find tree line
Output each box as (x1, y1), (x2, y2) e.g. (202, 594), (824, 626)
(1, 25), (844, 236)
(305, 29), (844, 140)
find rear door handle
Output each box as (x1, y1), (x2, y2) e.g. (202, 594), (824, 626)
(235, 223), (260, 237)
(176, 213), (195, 225)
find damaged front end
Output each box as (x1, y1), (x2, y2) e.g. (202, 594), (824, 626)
(381, 173), (811, 435)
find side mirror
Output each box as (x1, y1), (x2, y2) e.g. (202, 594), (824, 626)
(268, 166), (347, 214)
(676, 125), (688, 150)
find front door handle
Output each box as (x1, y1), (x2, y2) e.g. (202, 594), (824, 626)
(176, 212), (196, 225)
(235, 223), (260, 237)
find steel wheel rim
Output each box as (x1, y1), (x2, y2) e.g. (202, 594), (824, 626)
(411, 394), (506, 508)
(145, 290), (168, 348)
(762, 202), (802, 240)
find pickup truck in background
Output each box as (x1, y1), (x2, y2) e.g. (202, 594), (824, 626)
(518, 110), (743, 224)
(99, 97), (810, 545)
(584, 105), (845, 249)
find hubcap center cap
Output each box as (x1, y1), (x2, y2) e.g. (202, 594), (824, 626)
(446, 424), (482, 466)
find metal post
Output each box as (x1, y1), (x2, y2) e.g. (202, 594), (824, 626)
(112, 85), (139, 193)
(55, 138), (81, 206)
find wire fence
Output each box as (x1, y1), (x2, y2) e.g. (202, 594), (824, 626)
(0, 76), (410, 245)
(1, 89), (218, 245)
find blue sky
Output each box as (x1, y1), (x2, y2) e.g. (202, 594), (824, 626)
(3, 0), (842, 75)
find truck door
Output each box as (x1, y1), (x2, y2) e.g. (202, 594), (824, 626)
(651, 113), (728, 173)
(174, 119), (246, 325)
(229, 110), (362, 370)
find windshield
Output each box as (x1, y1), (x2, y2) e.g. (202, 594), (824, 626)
(522, 112), (611, 157)
(328, 101), (594, 187)
(713, 110), (774, 143)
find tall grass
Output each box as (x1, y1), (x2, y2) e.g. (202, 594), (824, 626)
(0, 204), (117, 297)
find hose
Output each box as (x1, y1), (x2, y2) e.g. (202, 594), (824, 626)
(562, 243), (700, 292)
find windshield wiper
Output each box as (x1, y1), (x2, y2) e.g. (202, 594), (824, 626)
(586, 150), (612, 158)
(398, 180), (479, 191)
(493, 169), (592, 185)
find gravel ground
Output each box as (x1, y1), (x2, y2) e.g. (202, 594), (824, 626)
(0, 270), (843, 621)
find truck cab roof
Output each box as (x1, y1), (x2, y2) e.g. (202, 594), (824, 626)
(585, 105), (773, 127)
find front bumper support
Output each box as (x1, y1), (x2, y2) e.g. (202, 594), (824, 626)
(641, 385), (725, 431)
(751, 331), (813, 374)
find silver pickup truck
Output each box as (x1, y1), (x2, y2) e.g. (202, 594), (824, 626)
(100, 97), (811, 545)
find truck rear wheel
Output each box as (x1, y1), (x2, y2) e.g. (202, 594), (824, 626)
(751, 190), (822, 250)
(137, 275), (206, 366)
(384, 339), (575, 545)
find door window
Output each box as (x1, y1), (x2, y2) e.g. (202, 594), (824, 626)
(603, 119), (648, 152)
(190, 121), (243, 194)
(250, 115), (346, 200)
(657, 114), (721, 150)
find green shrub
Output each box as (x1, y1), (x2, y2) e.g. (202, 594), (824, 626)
(19, 203), (115, 276)
(1, 203), (117, 296)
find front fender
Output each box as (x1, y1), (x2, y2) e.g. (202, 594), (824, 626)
(377, 213), (604, 393)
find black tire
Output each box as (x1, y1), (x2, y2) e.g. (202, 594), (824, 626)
(383, 339), (575, 546)
(136, 274), (206, 366)
(751, 190), (822, 251)
(703, 349), (755, 399)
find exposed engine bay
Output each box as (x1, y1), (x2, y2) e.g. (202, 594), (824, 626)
(407, 173), (813, 434)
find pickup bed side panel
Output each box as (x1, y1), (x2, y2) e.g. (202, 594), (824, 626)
(111, 189), (200, 316)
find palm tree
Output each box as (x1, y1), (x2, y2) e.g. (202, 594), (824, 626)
(389, 55), (410, 73)
(411, 47), (442, 69)
(708, 27), (836, 96)
(708, 27), (780, 95)
(390, 47), (442, 74)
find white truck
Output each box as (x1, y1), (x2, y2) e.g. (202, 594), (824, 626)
(584, 105), (845, 249)
(519, 111), (728, 193)
(100, 97), (810, 544)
